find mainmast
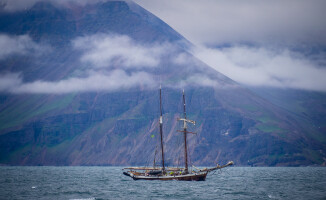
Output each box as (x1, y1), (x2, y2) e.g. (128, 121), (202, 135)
(159, 86), (165, 172)
(178, 89), (196, 174)
(182, 90), (188, 173)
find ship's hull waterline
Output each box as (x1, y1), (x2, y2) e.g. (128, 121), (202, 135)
(129, 172), (208, 181)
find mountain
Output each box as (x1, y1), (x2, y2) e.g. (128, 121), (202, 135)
(249, 87), (326, 140)
(0, 0), (325, 166)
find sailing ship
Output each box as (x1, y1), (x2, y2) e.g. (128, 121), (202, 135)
(122, 88), (234, 181)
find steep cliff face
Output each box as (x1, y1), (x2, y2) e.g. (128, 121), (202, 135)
(0, 1), (325, 166)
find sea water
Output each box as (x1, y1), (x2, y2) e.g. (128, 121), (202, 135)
(0, 166), (325, 200)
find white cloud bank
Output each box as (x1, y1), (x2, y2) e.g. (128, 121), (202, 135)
(0, 70), (156, 94)
(171, 74), (223, 89)
(0, 70), (221, 94)
(1, 33), (324, 93)
(195, 46), (326, 91)
(0, 34), (45, 58)
(0, 33), (223, 94)
(73, 34), (166, 69)
(0, 33), (166, 94)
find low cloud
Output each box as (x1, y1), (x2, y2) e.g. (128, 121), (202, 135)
(167, 74), (222, 89)
(171, 53), (193, 66)
(194, 46), (326, 91)
(0, 73), (22, 92)
(73, 34), (166, 69)
(0, 69), (225, 94)
(0, 32), (229, 94)
(0, 34), (46, 59)
(0, 70), (157, 94)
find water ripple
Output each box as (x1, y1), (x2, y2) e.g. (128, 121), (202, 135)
(0, 167), (325, 199)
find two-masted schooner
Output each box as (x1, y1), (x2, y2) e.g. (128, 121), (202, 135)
(122, 88), (233, 181)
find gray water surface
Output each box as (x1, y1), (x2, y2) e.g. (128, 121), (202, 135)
(0, 167), (325, 200)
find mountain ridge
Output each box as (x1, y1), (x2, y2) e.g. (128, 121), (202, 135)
(0, 0), (325, 166)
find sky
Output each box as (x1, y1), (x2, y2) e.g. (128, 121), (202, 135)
(134, 0), (326, 47)
(0, 0), (326, 93)
(134, 0), (326, 91)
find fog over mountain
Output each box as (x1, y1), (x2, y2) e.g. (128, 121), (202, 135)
(0, 0), (325, 166)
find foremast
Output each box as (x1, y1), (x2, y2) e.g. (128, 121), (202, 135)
(178, 89), (196, 174)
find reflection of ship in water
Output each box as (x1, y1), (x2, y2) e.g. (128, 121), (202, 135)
(123, 87), (233, 181)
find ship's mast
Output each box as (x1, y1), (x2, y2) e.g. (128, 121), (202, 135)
(182, 90), (188, 173)
(178, 90), (196, 174)
(159, 86), (165, 172)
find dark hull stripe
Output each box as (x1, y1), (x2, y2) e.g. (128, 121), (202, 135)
(131, 173), (207, 181)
